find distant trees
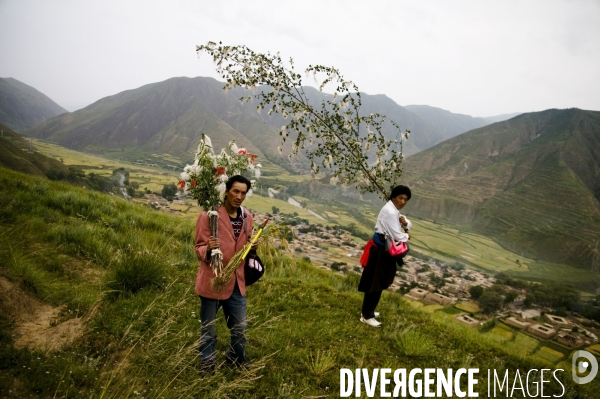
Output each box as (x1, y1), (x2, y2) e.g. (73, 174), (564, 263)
(469, 286), (484, 300)
(478, 290), (503, 314)
(161, 183), (178, 201)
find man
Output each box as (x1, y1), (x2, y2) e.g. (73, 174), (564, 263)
(194, 175), (258, 372)
(358, 185), (412, 327)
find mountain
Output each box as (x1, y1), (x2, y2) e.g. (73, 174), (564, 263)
(0, 78), (67, 131)
(401, 108), (600, 268)
(0, 124), (67, 177)
(24, 77), (284, 169)
(405, 105), (491, 142)
(24, 77), (499, 169)
(482, 112), (522, 124)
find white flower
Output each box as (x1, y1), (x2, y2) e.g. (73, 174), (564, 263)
(180, 172), (190, 181)
(201, 135), (213, 154)
(365, 142), (371, 151)
(277, 146), (283, 154)
(256, 163), (262, 169)
(229, 141), (239, 154)
(254, 169), (261, 179)
(329, 176), (339, 185)
(246, 189), (253, 197)
(218, 174), (228, 182)
(216, 182), (226, 198)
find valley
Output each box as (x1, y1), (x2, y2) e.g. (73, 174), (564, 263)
(31, 138), (599, 292)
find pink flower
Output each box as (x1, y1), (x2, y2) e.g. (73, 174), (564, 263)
(237, 148), (248, 155)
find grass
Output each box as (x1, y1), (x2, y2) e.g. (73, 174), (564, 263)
(532, 346), (565, 365)
(484, 325), (514, 343)
(1, 166), (598, 398)
(503, 333), (540, 358)
(455, 301), (480, 313)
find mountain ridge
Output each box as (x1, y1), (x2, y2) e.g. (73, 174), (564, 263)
(22, 76), (504, 168)
(0, 78), (67, 131)
(401, 108), (600, 267)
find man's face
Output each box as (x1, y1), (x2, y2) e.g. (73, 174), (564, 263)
(225, 182), (248, 209)
(391, 194), (409, 210)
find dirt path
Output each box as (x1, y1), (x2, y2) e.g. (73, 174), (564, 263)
(0, 277), (84, 351)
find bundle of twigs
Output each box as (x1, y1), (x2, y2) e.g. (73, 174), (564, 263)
(207, 210), (223, 274)
(210, 220), (290, 292)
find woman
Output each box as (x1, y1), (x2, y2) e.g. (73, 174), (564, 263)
(358, 185), (412, 327)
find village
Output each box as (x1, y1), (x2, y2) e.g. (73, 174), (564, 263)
(144, 193), (600, 357)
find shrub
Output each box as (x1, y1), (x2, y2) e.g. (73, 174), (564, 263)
(394, 328), (434, 357)
(106, 251), (167, 298)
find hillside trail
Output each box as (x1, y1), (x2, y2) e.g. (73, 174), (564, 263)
(0, 277), (85, 351)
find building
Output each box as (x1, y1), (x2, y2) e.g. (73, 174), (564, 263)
(425, 292), (455, 306)
(405, 288), (428, 300)
(528, 324), (556, 339)
(556, 331), (585, 349)
(544, 314), (571, 329)
(505, 317), (530, 330)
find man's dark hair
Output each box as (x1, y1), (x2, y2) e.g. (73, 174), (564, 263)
(389, 185), (411, 201)
(225, 175), (252, 192)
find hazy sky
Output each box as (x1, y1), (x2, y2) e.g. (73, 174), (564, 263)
(1, 0), (599, 116)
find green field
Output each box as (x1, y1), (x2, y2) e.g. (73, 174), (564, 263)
(409, 218), (599, 290)
(484, 324), (514, 343)
(455, 301), (480, 314)
(532, 346), (565, 366)
(503, 332), (540, 357)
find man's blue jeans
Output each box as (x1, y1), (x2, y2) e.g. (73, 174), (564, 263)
(199, 282), (247, 368)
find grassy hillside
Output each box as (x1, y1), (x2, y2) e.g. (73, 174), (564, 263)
(402, 108), (600, 268)
(1, 166), (598, 398)
(0, 78), (67, 131)
(0, 124), (68, 177)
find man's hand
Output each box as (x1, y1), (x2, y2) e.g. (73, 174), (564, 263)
(251, 238), (262, 251)
(207, 236), (220, 250)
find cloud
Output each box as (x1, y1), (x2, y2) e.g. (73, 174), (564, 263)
(1, 0), (598, 115)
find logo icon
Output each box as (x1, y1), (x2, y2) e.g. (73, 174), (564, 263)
(572, 350), (598, 384)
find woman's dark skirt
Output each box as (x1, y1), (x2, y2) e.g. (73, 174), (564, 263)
(358, 243), (402, 293)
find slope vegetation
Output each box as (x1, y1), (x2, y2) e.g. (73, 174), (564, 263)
(0, 124), (67, 177)
(402, 108), (600, 267)
(1, 167), (592, 398)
